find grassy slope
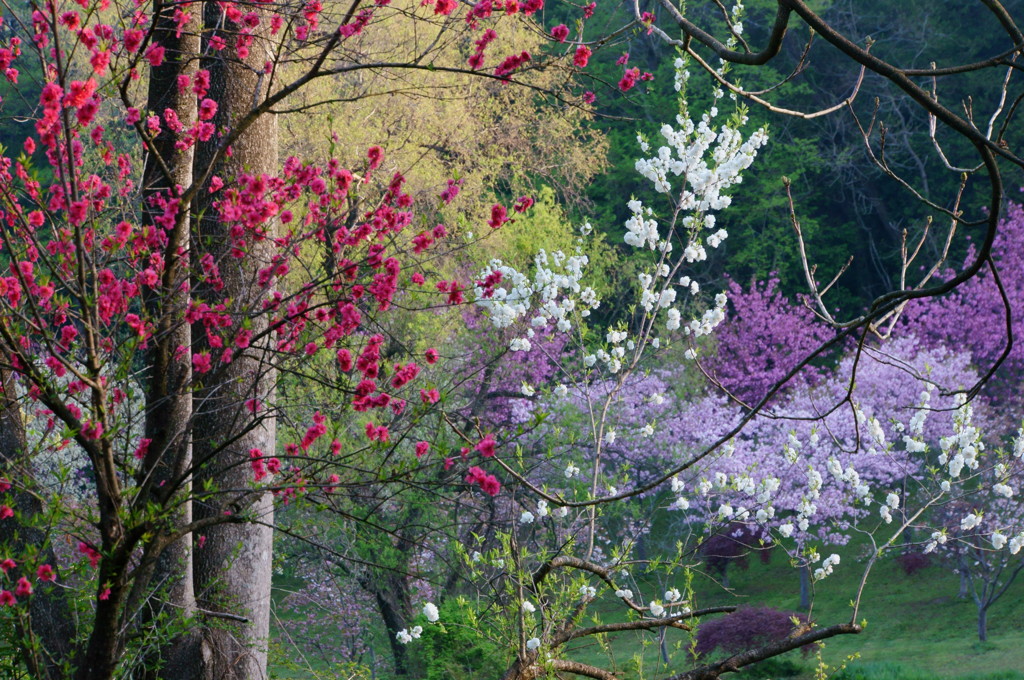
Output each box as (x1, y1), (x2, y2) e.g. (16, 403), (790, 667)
(565, 540), (1024, 680)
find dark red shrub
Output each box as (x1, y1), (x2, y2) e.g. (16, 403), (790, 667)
(895, 551), (932, 576)
(695, 606), (812, 658)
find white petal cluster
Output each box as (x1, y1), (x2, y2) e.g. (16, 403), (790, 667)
(396, 626), (423, 644)
(961, 512), (983, 531)
(938, 395), (984, 478)
(813, 554), (840, 581)
(474, 250), (600, 347)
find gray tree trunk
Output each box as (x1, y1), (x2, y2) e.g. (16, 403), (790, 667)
(189, 3), (279, 677)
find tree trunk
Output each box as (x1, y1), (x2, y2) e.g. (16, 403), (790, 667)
(977, 604), (988, 642)
(0, 368), (75, 678)
(137, 3), (200, 675)
(799, 564), (811, 610)
(959, 569), (969, 599)
(189, 3), (279, 678)
(374, 582), (411, 676)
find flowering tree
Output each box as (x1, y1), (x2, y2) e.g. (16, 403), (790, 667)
(0, 0), (614, 677)
(704, 276), (833, 406)
(925, 424), (1024, 643)
(901, 200), (1024, 424)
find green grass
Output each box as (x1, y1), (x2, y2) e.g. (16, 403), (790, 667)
(563, 538), (1024, 680)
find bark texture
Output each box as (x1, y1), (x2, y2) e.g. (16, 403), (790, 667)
(189, 3), (279, 677)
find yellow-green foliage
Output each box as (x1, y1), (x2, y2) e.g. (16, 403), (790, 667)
(278, 10), (607, 222)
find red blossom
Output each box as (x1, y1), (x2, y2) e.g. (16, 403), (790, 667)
(514, 195), (534, 213)
(133, 438), (152, 460)
(145, 45), (166, 67)
(199, 98), (218, 121)
(251, 448), (268, 481)
(78, 542), (100, 568)
(367, 145), (384, 170)
(37, 564), (56, 582)
(488, 203), (510, 228)
(550, 23), (569, 42)
(494, 51), (530, 78)
(192, 352), (212, 374)
(475, 434), (497, 457)
(619, 66), (640, 92)
(65, 79), (96, 109)
(14, 577), (32, 598)
(574, 45), (592, 68)
(82, 421), (104, 440)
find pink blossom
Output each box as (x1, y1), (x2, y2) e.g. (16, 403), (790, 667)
(550, 24), (569, 42)
(574, 45), (592, 68)
(145, 45), (166, 67)
(619, 67), (640, 92)
(14, 577), (32, 598)
(192, 352), (212, 374)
